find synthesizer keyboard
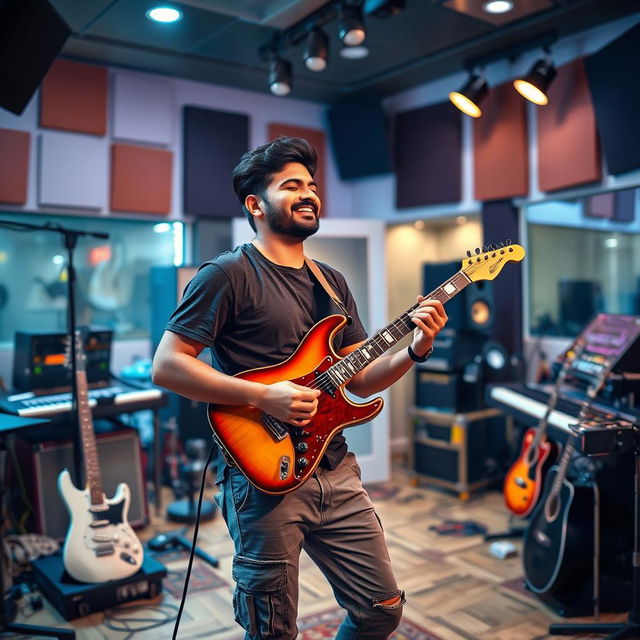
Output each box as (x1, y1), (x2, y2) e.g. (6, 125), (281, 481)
(0, 383), (164, 418)
(487, 383), (638, 436)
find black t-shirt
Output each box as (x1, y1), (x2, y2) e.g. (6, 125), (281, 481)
(166, 242), (367, 470)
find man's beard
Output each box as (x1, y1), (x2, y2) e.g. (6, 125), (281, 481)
(263, 197), (319, 239)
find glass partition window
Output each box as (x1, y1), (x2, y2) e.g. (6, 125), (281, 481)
(526, 189), (640, 337)
(0, 213), (182, 344)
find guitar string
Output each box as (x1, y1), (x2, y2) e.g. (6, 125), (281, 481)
(268, 272), (471, 432)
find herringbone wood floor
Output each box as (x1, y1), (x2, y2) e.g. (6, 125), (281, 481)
(10, 467), (629, 639)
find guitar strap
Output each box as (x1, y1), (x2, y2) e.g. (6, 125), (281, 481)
(304, 256), (353, 325)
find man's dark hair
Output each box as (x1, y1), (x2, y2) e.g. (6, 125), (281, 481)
(232, 136), (317, 232)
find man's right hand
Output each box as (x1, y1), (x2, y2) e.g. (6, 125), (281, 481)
(256, 381), (320, 425)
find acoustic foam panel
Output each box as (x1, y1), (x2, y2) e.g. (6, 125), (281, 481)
(614, 188), (636, 223)
(0, 128), (30, 204)
(584, 192), (615, 219)
(111, 143), (173, 214)
(112, 73), (174, 146)
(326, 98), (391, 180)
(0, 0), (70, 115)
(537, 59), (601, 192)
(267, 123), (326, 213)
(394, 101), (461, 208)
(38, 131), (108, 209)
(585, 23), (640, 175)
(40, 59), (108, 135)
(183, 106), (249, 218)
(481, 200), (523, 356)
(473, 82), (528, 201)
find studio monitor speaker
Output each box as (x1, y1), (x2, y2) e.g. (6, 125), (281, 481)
(423, 261), (494, 333)
(0, 0), (71, 115)
(17, 427), (147, 540)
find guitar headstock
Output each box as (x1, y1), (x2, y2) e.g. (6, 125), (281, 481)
(64, 330), (87, 372)
(461, 241), (525, 282)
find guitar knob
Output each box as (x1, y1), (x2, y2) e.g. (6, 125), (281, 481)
(297, 457), (309, 468)
(296, 442), (308, 452)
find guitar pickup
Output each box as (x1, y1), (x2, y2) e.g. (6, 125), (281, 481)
(261, 413), (289, 441)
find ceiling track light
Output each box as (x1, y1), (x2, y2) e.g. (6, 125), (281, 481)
(513, 55), (557, 105)
(449, 73), (489, 118)
(268, 57), (292, 96)
(339, 4), (366, 46)
(304, 27), (329, 72)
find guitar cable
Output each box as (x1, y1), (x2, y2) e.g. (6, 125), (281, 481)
(171, 438), (217, 640)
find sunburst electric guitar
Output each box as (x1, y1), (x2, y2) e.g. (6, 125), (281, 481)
(208, 242), (526, 494)
(503, 339), (586, 517)
(58, 331), (143, 583)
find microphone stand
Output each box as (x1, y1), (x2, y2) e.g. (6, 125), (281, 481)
(0, 218), (109, 637)
(0, 218), (109, 485)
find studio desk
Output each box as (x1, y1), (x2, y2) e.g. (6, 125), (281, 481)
(0, 379), (168, 511)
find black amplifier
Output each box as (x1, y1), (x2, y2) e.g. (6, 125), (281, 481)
(32, 552), (166, 620)
(421, 329), (486, 373)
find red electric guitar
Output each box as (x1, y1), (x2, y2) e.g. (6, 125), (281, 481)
(503, 339), (586, 517)
(208, 242), (525, 494)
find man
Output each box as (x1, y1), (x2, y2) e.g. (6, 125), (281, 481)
(152, 137), (447, 639)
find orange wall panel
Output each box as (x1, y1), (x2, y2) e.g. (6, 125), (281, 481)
(110, 144), (172, 214)
(40, 59), (108, 135)
(473, 82), (528, 201)
(538, 59), (601, 192)
(0, 128), (30, 204)
(267, 124), (326, 215)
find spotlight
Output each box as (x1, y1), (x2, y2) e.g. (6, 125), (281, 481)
(449, 73), (489, 118)
(268, 58), (292, 96)
(339, 5), (366, 46)
(304, 27), (329, 71)
(513, 57), (557, 105)
(146, 6), (183, 22)
(482, 0), (513, 14)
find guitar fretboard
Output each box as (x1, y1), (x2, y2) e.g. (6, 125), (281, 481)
(324, 271), (471, 388)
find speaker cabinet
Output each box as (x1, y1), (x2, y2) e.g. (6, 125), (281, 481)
(411, 408), (508, 497)
(0, 0), (70, 114)
(415, 369), (482, 412)
(16, 427), (147, 540)
(423, 261), (494, 333)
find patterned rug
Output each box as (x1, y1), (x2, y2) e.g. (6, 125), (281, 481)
(297, 608), (444, 640)
(162, 562), (228, 598)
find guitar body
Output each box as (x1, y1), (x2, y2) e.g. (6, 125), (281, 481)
(523, 467), (594, 595)
(503, 429), (556, 517)
(208, 315), (383, 494)
(58, 469), (143, 583)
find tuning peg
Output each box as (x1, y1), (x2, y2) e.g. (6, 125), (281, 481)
(475, 247), (480, 255)
(466, 250), (472, 258)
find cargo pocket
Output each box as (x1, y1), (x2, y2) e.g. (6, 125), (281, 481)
(232, 555), (289, 639)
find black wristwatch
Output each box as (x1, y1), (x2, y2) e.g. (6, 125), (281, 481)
(407, 345), (433, 363)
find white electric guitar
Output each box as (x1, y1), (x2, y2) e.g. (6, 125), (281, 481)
(58, 331), (143, 583)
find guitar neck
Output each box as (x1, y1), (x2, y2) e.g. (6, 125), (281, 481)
(326, 271), (471, 386)
(76, 369), (104, 504)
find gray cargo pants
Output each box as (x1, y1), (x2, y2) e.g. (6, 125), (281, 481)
(214, 452), (404, 640)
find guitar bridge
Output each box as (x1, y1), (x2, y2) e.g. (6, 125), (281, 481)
(261, 413), (289, 441)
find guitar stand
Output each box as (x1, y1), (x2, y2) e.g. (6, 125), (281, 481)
(548, 434), (640, 638)
(0, 438), (75, 638)
(484, 514), (527, 541)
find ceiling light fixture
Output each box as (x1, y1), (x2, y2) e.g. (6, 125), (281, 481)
(304, 27), (329, 71)
(481, 0), (514, 14)
(513, 55), (557, 105)
(146, 6), (183, 23)
(339, 5), (366, 46)
(449, 73), (489, 118)
(268, 58), (292, 96)
(339, 45), (369, 59)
